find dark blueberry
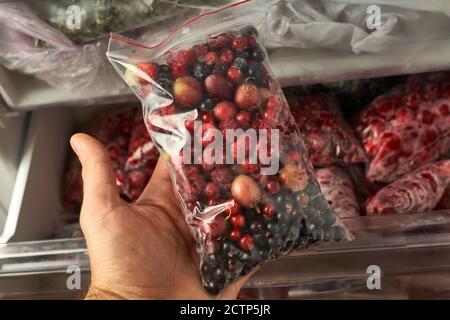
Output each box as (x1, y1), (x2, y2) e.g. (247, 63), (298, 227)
(224, 270), (235, 282)
(201, 262), (212, 274)
(267, 222), (279, 234)
(323, 211), (337, 227)
(214, 267), (225, 280)
(247, 61), (267, 86)
(236, 51), (250, 59)
(240, 252), (251, 261)
(232, 57), (248, 71)
(309, 227), (324, 243)
(241, 265), (253, 276)
(311, 196), (330, 212)
(204, 279), (221, 295)
(199, 98), (216, 112)
(241, 25), (259, 36)
(213, 64), (227, 76)
(193, 62), (212, 81)
(250, 46), (266, 62)
(305, 181), (321, 196)
(157, 78), (173, 92)
(252, 233), (267, 248)
(267, 236), (282, 251)
(329, 226), (346, 241)
(159, 64), (170, 74)
(206, 253), (222, 267)
(250, 221), (264, 234)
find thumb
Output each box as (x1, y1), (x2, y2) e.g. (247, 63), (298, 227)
(70, 133), (121, 213)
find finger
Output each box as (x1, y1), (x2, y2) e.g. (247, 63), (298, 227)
(70, 133), (121, 212)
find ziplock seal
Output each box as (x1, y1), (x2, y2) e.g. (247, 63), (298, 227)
(110, 0), (252, 50)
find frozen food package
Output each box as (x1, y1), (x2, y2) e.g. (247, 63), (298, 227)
(123, 112), (159, 201)
(288, 92), (367, 167)
(366, 160), (450, 215)
(28, 0), (179, 44)
(315, 167), (360, 219)
(354, 72), (450, 182)
(63, 108), (136, 209)
(107, 1), (352, 295)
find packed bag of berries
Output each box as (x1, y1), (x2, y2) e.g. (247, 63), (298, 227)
(287, 92), (367, 167)
(354, 71), (450, 183)
(366, 160), (450, 215)
(107, 1), (352, 295)
(64, 108), (137, 209)
(315, 167), (360, 219)
(123, 111), (160, 201)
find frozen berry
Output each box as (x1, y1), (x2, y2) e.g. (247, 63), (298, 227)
(250, 221), (263, 234)
(262, 203), (276, 219)
(205, 182), (220, 199)
(211, 167), (234, 190)
(266, 180), (280, 194)
(230, 214), (246, 229)
(234, 83), (262, 109)
(213, 64), (227, 76)
(205, 75), (234, 101)
(185, 165), (200, 181)
(246, 34), (257, 48)
(185, 119), (195, 132)
(231, 175), (262, 208)
(193, 62), (212, 81)
(208, 213), (227, 238)
(207, 34), (230, 50)
(137, 62), (159, 83)
(230, 229), (242, 241)
(174, 49), (197, 66)
(239, 234), (254, 251)
(173, 76), (203, 107)
(233, 57), (248, 71)
(220, 49), (235, 65)
(227, 66), (244, 84)
(170, 62), (189, 78)
(230, 202), (239, 216)
(204, 51), (219, 66)
(241, 25), (258, 37)
(232, 36), (248, 52)
(236, 111), (252, 127)
(199, 98), (216, 113)
(194, 44), (208, 57)
(250, 45), (265, 61)
(214, 101), (237, 121)
(201, 112), (214, 124)
(247, 61), (266, 86)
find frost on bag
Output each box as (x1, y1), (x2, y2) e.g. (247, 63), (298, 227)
(288, 92), (367, 167)
(63, 109), (136, 209)
(123, 111), (159, 201)
(366, 160), (450, 215)
(354, 72), (450, 182)
(315, 167), (360, 219)
(107, 3), (352, 295)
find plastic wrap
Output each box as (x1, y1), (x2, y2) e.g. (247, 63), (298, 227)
(28, 0), (178, 44)
(288, 92), (367, 167)
(354, 72), (450, 183)
(366, 160), (450, 215)
(315, 167), (360, 219)
(107, 1), (352, 295)
(63, 108), (136, 209)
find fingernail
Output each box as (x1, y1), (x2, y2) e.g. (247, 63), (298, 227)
(70, 135), (82, 156)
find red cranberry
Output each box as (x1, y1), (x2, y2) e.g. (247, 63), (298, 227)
(230, 214), (246, 229)
(205, 182), (220, 199)
(200, 122), (217, 146)
(266, 180), (280, 194)
(204, 51), (219, 66)
(236, 111), (252, 127)
(185, 165), (201, 181)
(137, 62), (159, 83)
(231, 36), (248, 52)
(230, 229), (242, 241)
(194, 44), (208, 57)
(239, 234), (254, 251)
(266, 96), (282, 110)
(174, 49), (197, 66)
(214, 101), (237, 121)
(230, 202), (239, 216)
(242, 161), (259, 174)
(201, 112), (215, 124)
(219, 49), (235, 65)
(207, 34), (230, 50)
(185, 119), (195, 132)
(170, 62), (189, 78)
(210, 167), (234, 190)
(262, 203), (276, 219)
(246, 34), (257, 47)
(219, 118), (239, 136)
(226, 66), (243, 84)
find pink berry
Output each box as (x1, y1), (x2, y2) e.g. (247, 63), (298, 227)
(219, 49), (235, 65)
(170, 62), (189, 78)
(213, 101), (237, 121)
(204, 51), (219, 66)
(226, 66), (243, 84)
(137, 62), (159, 83)
(231, 36), (248, 52)
(231, 175), (262, 208)
(194, 44), (208, 57)
(174, 49), (197, 66)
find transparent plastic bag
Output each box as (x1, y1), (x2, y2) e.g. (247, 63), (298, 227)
(354, 72), (450, 182)
(123, 112), (159, 201)
(28, 0), (179, 44)
(288, 92), (367, 167)
(107, 1), (352, 295)
(315, 167), (360, 219)
(366, 160), (450, 215)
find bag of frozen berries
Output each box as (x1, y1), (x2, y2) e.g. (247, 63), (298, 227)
(107, 1), (352, 295)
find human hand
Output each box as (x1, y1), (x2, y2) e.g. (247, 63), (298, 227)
(70, 133), (251, 300)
